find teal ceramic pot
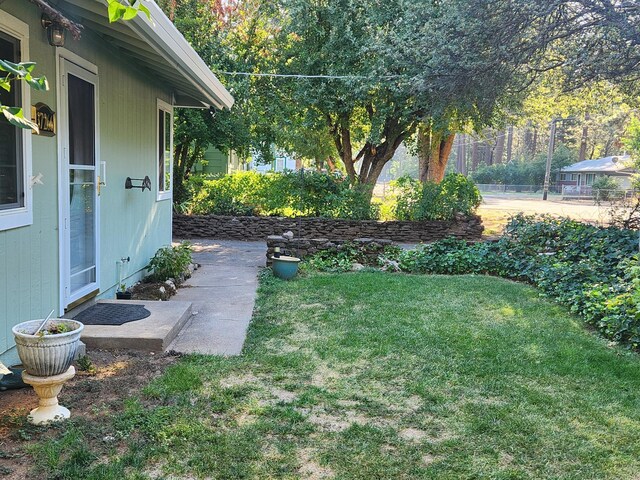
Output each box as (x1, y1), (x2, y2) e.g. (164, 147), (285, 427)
(271, 255), (301, 280)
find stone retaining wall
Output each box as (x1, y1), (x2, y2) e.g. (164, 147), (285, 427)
(173, 214), (483, 243)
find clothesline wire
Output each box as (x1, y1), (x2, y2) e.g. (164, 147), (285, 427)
(216, 71), (402, 79)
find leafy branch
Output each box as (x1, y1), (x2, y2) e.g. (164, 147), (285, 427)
(0, 59), (48, 132)
(107, 0), (151, 23)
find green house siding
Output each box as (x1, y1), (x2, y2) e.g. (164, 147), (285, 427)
(0, 1), (173, 365)
(195, 148), (244, 176)
(199, 146), (229, 175)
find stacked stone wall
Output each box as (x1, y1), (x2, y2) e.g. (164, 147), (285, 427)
(173, 214), (483, 243)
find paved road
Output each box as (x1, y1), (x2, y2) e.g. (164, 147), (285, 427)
(480, 194), (613, 223)
(167, 240), (266, 355)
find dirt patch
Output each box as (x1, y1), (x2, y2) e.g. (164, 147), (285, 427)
(311, 363), (343, 388)
(298, 448), (335, 479)
(289, 323), (319, 344)
(306, 406), (387, 433)
(0, 350), (177, 479)
(218, 373), (259, 389)
(422, 454), (436, 466)
(398, 428), (428, 442)
(269, 387), (297, 403)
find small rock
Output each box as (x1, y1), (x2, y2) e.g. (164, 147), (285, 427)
(102, 435), (115, 443)
(380, 258), (401, 272)
(351, 262), (365, 271)
(282, 231), (294, 240)
(159, 286), (166, 295)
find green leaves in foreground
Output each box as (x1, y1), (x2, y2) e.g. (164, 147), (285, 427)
(107, 0), (151, 23)
(0, 59), (48, 132)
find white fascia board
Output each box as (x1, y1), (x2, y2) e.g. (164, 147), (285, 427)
(96, 0), (234, 109)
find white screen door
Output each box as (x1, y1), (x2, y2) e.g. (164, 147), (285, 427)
(59, 58), (100, 308)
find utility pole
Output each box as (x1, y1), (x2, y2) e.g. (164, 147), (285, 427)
(543, 119), (557, 201)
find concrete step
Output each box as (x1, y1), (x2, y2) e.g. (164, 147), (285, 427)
(81, 300), (192, 352)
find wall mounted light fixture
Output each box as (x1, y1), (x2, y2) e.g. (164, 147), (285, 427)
(41, 15), (65, 47)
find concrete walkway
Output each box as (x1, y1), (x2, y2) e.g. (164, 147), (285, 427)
(167, 240), (266, 355)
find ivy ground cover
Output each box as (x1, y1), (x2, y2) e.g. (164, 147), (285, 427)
(21, 273), (640, 479)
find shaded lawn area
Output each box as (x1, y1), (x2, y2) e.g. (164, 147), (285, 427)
(21, 274), (640, 478)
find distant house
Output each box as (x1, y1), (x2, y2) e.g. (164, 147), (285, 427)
(558, 155), (636, 194)
(193, 147), (245, 176)
(250, 153), (300, 173)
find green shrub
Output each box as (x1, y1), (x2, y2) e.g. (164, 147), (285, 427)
(392, 173), (482, 221)
(147, 242), (193, 282)
(184, 171), (378, 220)
(305, 243), (402, 273)
(592, 176), (622, 201)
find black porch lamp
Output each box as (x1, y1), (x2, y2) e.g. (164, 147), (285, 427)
(41, 15), (65, 47)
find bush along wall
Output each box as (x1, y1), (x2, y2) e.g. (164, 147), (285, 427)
(306, 214), (640, 350)
(181, 171), (378, 220)
(178, 171), (482, 222)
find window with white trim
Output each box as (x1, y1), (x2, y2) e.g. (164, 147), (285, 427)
(0, 16), (32, 231)
(157, 100), (173, 200)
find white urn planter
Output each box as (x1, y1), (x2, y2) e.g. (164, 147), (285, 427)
(12, 319), (83, 424)
(12, 319), (83, 377)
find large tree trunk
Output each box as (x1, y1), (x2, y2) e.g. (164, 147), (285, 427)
(456, 134), (467, 175)
(494, 129), (505, 164)
(578, 113), (589, 162)
(471, 139), (479, 172)
(173, 141), (191, 205)
(326, 113), (412, 198)
(417, 124), (455, 183)
(326, 156), (337, 172)
(506, 126), (514, 163)
(460, 134), (467, 175)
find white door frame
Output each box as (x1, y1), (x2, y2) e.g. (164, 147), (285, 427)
(56, 51), (101, 312)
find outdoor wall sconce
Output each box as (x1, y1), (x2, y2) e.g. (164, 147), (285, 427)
(41, 15), (65, 47)
(125, 176), (151, 192)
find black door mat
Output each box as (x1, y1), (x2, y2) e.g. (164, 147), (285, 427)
(73, 303), (151, 326)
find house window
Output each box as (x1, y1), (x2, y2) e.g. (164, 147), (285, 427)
(157, 99), (173, 200)
(0, 16), (32, 231)
(585, 173), (596, 186)
(560, 173), (567, 181)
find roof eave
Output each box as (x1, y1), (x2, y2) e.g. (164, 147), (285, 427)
(98, 0), (234, 110)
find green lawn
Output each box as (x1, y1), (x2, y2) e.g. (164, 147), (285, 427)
(29, 273), (640, 479)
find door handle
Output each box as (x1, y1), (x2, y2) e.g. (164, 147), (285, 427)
(97, 162), (106, 196)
